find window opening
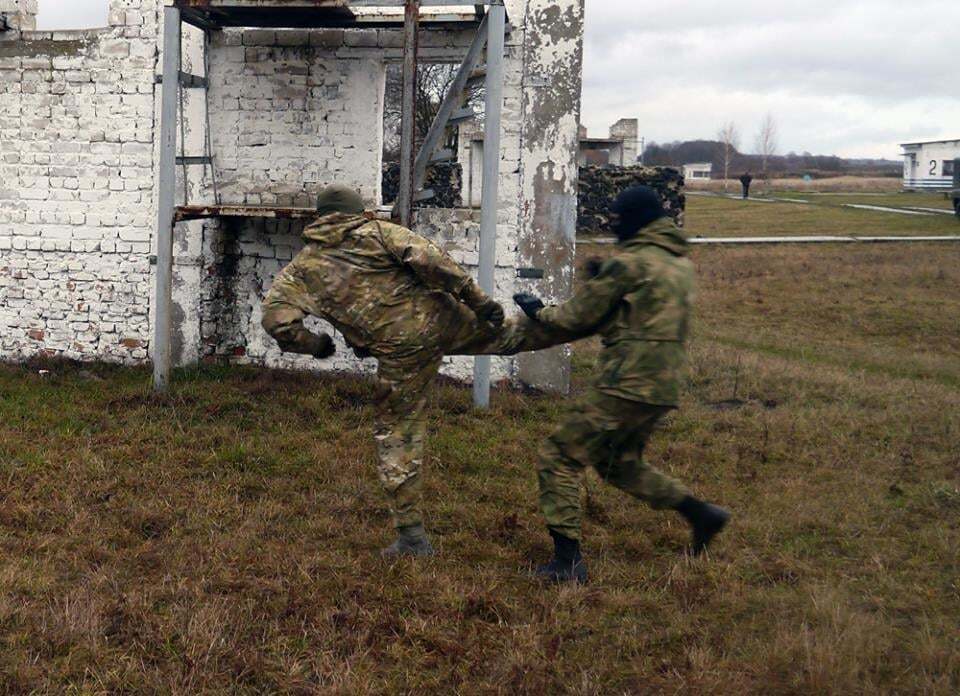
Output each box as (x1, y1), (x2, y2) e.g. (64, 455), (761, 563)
(36, 0), (108, 31)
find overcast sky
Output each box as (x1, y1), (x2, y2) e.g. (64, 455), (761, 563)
(37, 0), (960, 159)
(582, 0), (960, 158)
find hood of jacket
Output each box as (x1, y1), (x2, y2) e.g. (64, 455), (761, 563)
(622, 217), (688, 257)
(302, 212), (371, 246)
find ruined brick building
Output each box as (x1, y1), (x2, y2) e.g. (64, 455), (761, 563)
(0, 1), (585, 392)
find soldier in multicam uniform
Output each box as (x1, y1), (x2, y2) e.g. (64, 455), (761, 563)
(261, 185), (569, 558)
(514, 185), (731, 584)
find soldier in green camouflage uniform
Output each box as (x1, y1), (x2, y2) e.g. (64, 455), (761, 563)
(514, 185), (730, 584)
(261, 185), (569, 558)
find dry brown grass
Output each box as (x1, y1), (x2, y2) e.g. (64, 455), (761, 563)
(2, 236), (959, 692)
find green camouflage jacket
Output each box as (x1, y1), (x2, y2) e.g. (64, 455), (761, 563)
(269, 213), (493, 356)
(537, 217), (693, 405)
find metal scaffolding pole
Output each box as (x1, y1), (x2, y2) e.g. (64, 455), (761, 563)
(396, 0), (420, 227)
(472, 0), (505, 408)
(153, 7), (181, 392)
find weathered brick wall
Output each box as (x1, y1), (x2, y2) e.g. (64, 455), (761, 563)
(206, 29), (386, 207)
(0, 1), (158, 363)
(1, 1), (584, 391)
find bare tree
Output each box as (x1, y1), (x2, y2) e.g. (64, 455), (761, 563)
(717, 122), (740, 192)
(754, 113), (778, 182)
(382, 63), (484, 163)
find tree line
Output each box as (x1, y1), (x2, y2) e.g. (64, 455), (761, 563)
(643, 116), (900, 179)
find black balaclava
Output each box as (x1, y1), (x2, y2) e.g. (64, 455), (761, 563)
(610, 185), (665, 241)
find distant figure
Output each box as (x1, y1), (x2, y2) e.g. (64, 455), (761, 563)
(739, 172), (753, 199)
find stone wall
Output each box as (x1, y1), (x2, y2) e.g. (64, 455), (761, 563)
(381, 161), (463, 208)
(577, 165), (686, 234)
(0, 1), (158, 363)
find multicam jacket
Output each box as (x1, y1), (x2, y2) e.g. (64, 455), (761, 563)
(536, 217), (694, 406)
(266, 213), (492, 356)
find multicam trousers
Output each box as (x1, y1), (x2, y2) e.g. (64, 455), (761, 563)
(538, 390), (690, 541)
(373, 304), (586, 530)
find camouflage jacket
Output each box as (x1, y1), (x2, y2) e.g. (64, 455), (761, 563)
(270, 213), (492, 355)
(537, 217), (693, 405)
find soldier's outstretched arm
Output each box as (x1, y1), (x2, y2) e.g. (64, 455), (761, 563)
(377, 223), (502, 323)
(531, 259), (629, 335)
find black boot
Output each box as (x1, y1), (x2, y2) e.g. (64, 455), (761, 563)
(381, 523), (435, 558)
(535, 530), (588, 584)
(675, 496), (731, 556)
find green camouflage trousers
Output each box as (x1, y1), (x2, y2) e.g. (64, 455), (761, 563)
(538, 391), (690, 541)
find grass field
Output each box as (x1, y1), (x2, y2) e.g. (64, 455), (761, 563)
(687, 176), (903, 194)
(772, 191), (956, 211)
(2, 218), (960, 691)
(685, 193), (960, 238)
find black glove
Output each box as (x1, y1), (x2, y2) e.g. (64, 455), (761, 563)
(311, 332), (336, 360)
(513, 292), (545, 320)
(475, 298), (505, 327)
(585, 257), (604, 279)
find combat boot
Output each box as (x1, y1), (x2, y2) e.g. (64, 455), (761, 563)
(674, 496), (731, 556)
(381, 523), (435, 559)
(535, 530), (588, 584)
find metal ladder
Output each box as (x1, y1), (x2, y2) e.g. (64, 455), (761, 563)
(158, 31), (219, 208)
(408, 12), (490, 206)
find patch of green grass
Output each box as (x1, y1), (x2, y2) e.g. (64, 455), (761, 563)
(685, 194), (960, 237)
(774, 191), (955, 211)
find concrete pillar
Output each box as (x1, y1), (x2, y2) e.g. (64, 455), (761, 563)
(515, 0), (586, 394)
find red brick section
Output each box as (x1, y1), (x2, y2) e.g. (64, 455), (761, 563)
(28, 329), (44, 341)
(120, 338), (143, 349)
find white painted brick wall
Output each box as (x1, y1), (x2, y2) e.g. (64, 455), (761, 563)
(189, 24), (527, 384)
(0, 0), (159, 364)
(1, 0), (582, 391)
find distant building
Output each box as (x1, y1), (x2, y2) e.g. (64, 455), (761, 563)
(901, 138), (960, 190)
(462, 117), (640, 206)
(578, 118), (639, 167)
(682, 163), (713, 181)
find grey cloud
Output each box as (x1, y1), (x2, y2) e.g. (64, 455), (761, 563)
(582, 0), (960, 156)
